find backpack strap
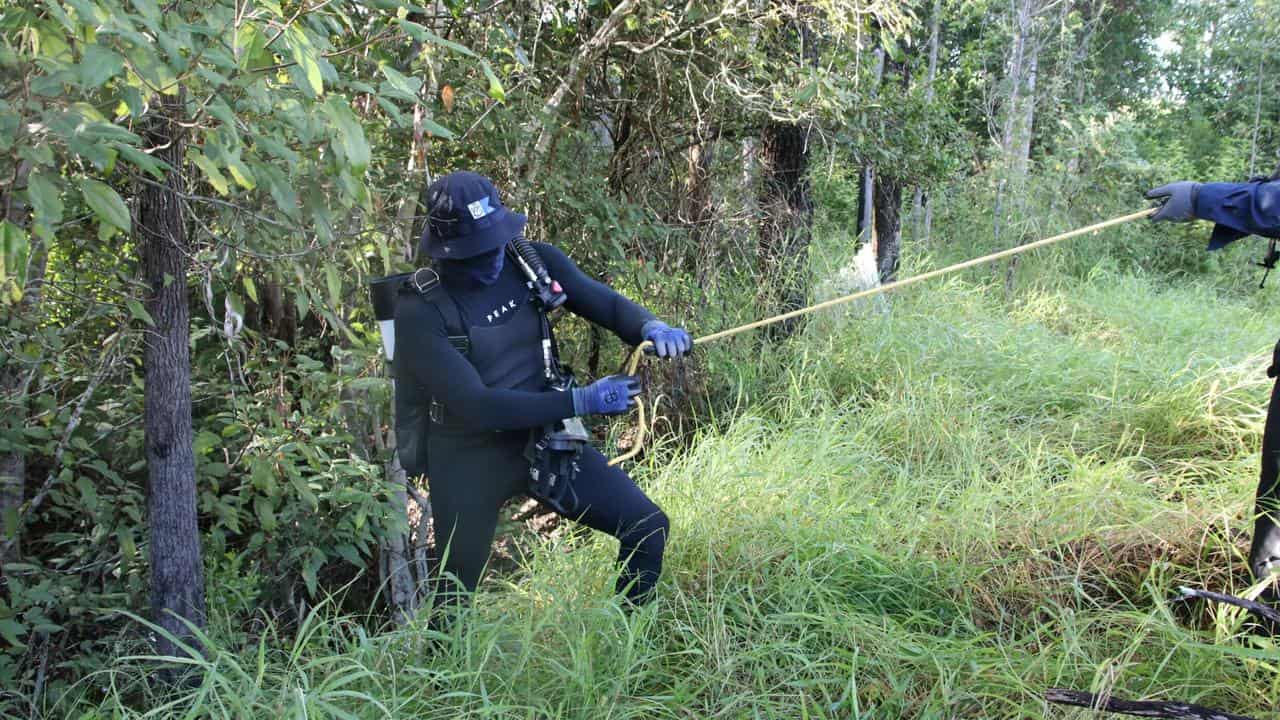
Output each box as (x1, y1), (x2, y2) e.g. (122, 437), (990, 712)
(404, 267), (470, 355)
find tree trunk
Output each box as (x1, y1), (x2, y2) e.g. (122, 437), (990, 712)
(0, 387), (25, 565)
(856, 47), (885, 258)
(857, 164), (875, 248)
(138, 91), (205, 667)
(383, 448), (419, 625)
(513, 0), (637, 196)
(684, 133), (719, 284)
(874, 176), (904, 281)
(999, 0), (1042, 290)
(1012, 47), (1037, 179)
(758, 121), (814, 339)
(874, 50), (910, 282)
(1064, 0), (1100, 176)
(911, 0), (941, 245)
(0, 160), (39, 567)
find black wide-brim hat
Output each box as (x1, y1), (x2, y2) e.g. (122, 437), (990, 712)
(419, 171), (527, 260)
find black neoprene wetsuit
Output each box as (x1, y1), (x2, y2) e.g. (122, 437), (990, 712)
(1192, 180), (1280, 589)
(393, 243), (670, 604)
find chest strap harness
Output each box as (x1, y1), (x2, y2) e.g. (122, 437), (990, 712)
(407, 239), (587, 514)
(505, 238), (589, 515)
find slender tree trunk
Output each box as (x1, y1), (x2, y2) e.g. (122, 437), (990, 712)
(0, 160), (39, 566)
(1064, 0), (1100, 176)
(683, 137), (717, 240)
(138, 92), (205, 666)
(999, 0), (1042, 290)
(911, 0), (941, 244)
(0, 381), (25, 566)
(856, 47), (885, 256)
(857, 164), (876, 247)
(874, 176), (904, 281)
(856, 43), (906, 283)
(994, 0), (1028, 249)
(875, 50), (910, 282)
(759, 122), (815, 338)
(683, 132), (719, 283)
(384, 452), (418, 624)
(1011, 47), (1037, 180)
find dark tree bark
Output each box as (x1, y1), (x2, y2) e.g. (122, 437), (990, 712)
(682, 133), (719, 282)
(873, 175), (904, 281)
(758, 121), (814, 339)
(138, 92), (206, 665)
(874, 52), (910, 282)
(856, 44), (908, 283)
(261, 277), (296, 346)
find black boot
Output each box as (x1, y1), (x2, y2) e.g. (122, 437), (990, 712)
(1249, 338), (1280, 608)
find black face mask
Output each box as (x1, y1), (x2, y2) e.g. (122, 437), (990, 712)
(441, 247), (504, 286)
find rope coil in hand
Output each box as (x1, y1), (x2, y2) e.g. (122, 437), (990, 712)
(606, 207), (1156, 466)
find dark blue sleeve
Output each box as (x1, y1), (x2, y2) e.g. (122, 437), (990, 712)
(1195, 180), (1280, 249)
(535, 243), (657, 346)
(393, 292), (575, 432)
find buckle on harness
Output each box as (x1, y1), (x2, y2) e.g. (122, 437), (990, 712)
(410, 267), (441, 294)
(429, 398), (444, 424)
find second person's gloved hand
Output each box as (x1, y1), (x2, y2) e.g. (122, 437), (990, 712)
(641, 320), (693, 358)
(1145, 181), (1202, 222)
(572, 374), (642, 417)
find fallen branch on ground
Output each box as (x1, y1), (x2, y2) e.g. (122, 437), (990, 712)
(1174, 586), (1280, 626)
(1045, 688), (1256, 720)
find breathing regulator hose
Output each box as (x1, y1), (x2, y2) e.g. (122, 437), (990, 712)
(606, 207), (1157, 466)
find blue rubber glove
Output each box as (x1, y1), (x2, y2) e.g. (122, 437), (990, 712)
(1145, 181), (1202, 222)
(571, 374), (641, 416)
(641, 320), (692, 359)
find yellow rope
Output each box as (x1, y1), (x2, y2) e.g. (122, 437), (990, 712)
(606, 207), (1156, 466)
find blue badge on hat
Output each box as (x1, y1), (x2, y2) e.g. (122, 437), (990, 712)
(467, 196), (495, 220)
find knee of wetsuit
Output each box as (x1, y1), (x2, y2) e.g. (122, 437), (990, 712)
(624, 508), (670, 555)
(1269, 338), (1280, 378)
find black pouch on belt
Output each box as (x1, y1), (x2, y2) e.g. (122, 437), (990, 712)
(525, 416), (590, 515)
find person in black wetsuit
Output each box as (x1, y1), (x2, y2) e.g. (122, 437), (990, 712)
(1147, 177), (1280, 592)
(393, 171), (692, 608)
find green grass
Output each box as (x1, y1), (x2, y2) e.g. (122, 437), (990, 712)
(56, 255), (1280, 718)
